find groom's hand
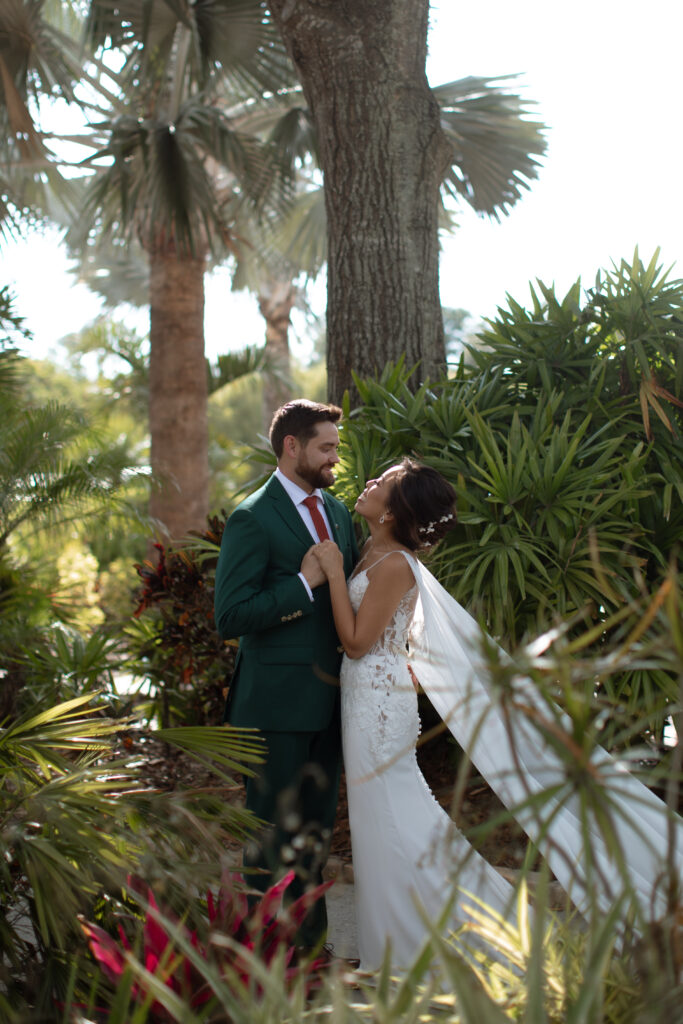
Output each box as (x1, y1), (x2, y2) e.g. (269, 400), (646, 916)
(300, 545), (326, 589)
(313, 539), (344, 579)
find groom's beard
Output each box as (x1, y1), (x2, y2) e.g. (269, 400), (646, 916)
(295, 454), (335, 490)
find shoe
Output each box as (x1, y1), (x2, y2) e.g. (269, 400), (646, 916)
(295, 942), (361, 970)
(320, 943), (361, 969)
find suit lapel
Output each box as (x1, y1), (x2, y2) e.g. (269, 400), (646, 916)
(266, 475), (313, 547)
(266, 475), (349, 550)
(321, 492), (343, 545)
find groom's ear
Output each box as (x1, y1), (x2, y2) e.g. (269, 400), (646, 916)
(282, 434), (298, 458)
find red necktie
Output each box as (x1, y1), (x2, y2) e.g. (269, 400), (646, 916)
(303, 495), (331, 541)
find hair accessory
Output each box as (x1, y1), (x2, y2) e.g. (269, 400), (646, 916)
(418, 512), (453, 535)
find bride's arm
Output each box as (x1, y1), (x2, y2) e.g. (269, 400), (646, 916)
(314, 542), (414, 658)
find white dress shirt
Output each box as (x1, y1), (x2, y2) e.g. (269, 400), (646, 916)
(275, 467), (333, 599)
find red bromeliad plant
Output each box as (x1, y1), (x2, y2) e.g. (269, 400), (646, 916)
(80, 870), (332, 1017)
(128, 515), (235, 728)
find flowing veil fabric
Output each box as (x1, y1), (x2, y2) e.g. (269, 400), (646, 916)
(403, 552), (683, 920)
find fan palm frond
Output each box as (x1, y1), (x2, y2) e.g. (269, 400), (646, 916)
(85, 0), (295, 101)
(0, 0), (87, 240)
(0, 0), (80, 112)
(77, 91), (289, 257)
(233, 74), (548, 293)
(435, 75), (547, 219)
(264, 103), (319, 171)
(71, 233), (150, 306)
(0, 349), (25, 401)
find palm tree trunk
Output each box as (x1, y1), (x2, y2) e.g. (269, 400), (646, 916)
(259, 274), (295, 431)
(148, 246), (209, 540)
(269, 0), (452, 405)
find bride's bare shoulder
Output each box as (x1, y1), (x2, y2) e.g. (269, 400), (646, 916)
(367, 549), (415, 586)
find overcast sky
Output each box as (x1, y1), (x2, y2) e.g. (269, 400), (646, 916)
(6, 0), (683, 362)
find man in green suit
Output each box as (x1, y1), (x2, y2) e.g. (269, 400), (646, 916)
(214, 400), (358, 950)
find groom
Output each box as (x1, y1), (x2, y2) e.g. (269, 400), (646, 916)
(214, 399), (358, 950)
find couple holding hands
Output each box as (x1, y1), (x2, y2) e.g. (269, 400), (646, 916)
(215, 399), (683, 972)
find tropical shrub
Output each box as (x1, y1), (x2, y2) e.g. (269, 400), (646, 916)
(0, 695), (264, 1020)
(335, 251), (683, 744)
(65, 572), (683, 1022)
(80, 870), (331, 1019)
(0, 338), (147, 715)
(126, 513), (234, 727)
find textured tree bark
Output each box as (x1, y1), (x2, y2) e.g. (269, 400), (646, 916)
(148, 247), (209, 540)
(258, 274), (295, 432)
(268, 0), (451, 404)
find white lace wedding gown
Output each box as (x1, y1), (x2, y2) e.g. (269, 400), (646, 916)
(341, 551), (683, 971)
(341, 554), (515, 969)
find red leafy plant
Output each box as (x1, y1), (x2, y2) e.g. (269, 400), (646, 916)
(80, 870), (332, 1018)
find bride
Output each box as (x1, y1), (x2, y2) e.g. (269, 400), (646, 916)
(311, 459), (683, 970)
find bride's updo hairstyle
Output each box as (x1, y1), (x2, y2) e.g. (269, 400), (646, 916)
(386, 459), (457, 551)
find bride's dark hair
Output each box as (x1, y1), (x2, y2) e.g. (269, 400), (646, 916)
(387, 459), (457, 551)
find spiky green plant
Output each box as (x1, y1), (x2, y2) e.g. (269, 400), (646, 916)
(0, 694), (265, 1018)
(331, 252), (683, 743)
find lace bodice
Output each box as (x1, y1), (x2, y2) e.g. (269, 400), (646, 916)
(347, 561), (417, 655)
(341, 563), (419, 766)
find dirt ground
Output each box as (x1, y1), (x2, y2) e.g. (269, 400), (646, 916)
(123, 707), (532, 874)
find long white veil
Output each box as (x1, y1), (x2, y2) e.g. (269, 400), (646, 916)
(404, 552), (683, 921)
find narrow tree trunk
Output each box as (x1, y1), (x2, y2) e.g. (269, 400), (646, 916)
(148, 247), (209, 540)
(268, 0), (452, 405)
(259, 274), (295, 431)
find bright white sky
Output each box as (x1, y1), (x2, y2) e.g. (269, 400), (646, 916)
(6, 0), (683, 364)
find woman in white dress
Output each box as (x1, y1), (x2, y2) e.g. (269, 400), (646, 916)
(312, 459), (683, 971)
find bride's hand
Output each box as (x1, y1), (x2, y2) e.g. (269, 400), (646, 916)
(312, 539), (344, 578)
(301, 545), (326, 588)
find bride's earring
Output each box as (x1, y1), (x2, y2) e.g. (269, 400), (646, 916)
(379, 514), (385, 524)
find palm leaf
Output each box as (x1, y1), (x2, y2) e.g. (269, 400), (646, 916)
(434, 75), (547, 218)
(0, 0), (85, 240)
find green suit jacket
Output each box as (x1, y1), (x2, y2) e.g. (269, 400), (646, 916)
(214, 475), (358, 732)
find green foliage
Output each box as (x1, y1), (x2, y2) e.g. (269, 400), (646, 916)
(0, 284), (30, 348)
(0, 694), (264, 1019)
(72, 0), (297, 262)
(335, 252), (683, 741)
(63, 317), (151, 421)
(127, 514), (235, 727)
(0, 0), (83, 242)
(60, 582), (683, 1021)
(435, 75), (547, 219)
(446, 883), (650, 1023)
(0, 342), (149, 714)
(208, 344), (266, 395)
(81, 870), (331, 1018)
(209, 359), (327, 511)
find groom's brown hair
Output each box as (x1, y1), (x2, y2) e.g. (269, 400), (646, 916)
(269, 399), (342, 458)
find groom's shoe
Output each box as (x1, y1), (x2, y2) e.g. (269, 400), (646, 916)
(319, 943), (361, 969)
(295, 943), (360, 969)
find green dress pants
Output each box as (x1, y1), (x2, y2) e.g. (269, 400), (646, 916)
(242, 713), (341, 948)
